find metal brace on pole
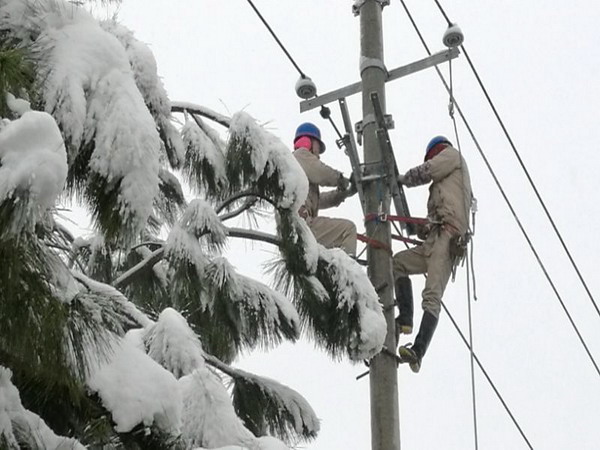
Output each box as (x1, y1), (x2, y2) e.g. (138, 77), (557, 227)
(338, 97), (368, 214)
(371, 91), (415, 235)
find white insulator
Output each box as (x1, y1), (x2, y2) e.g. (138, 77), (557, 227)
(443, 23), (464, 48)
(295, 76), (317, 100)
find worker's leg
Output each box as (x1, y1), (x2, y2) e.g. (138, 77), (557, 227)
(309, 216), (357, 255)
(392, 243), (429, 336)
(399, 231), (454, 373)
(421, 230), (454, 319)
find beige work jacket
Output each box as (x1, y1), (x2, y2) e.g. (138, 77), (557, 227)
(293, 147), (347, 219)
(403, 146), (472, 235)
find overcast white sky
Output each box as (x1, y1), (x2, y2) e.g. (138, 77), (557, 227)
(112, 1), (600, 449)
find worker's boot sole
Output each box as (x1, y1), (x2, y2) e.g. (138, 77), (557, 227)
(398, 345), (422, 373)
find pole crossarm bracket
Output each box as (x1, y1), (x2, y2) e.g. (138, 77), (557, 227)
(299, 47), (460, 113)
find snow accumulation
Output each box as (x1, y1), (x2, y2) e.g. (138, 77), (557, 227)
(181, 199), (228, 245)
(87, 332), (182, 434)
(73, 272), (152, 328)
(0, 109), (66, 232)
(101, 19), (184, 165)
(179, 368), (290, 450)
(182, 116), (228, 189)
(0, 0), (162, 236)
(228, 112), (309, 211)
(205, 257), (301, 335)
(319, 247), (386, 360)
(144, 308), (205, 379)
(0, 367), (85, 449)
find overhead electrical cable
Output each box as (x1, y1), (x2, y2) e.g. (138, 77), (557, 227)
(397, 0), (600, 379)
(432, 0), (600, 321)
(245, 0), (306, 78)
(244, 0), (347, 144)
(441, 301), (534, 450)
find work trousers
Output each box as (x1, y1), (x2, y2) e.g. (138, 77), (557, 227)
(392, 228), (454, 318)
(307, 216), (357, 255)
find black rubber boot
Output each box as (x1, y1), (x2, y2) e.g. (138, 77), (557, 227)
(394, 276), (414, 338)
(398, 311), (438, 373)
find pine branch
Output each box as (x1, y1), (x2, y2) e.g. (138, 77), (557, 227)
(112, 247), (165, 289)
(203, 354), (319, 442)
(171, 102), (231, 128)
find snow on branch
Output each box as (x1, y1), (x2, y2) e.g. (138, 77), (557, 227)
(101, 20), (184, 168)
(0, 110), (66, 238)
(143, 308), (205, 379)
(178, 367), (258, 448)
(0, 367), (86, 449)
(271, 243), (386, 362)
(315, 247), (386, 361)
(1, 1), (162, 242)
(226, 112), (308, 212)
(181, 115), (228, 197)
(202, 258), (300, 350)
(87, 333), (182, 435)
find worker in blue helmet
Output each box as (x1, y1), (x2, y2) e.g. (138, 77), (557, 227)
(393, 135), (473, 373)
(293, 122), (357, 255)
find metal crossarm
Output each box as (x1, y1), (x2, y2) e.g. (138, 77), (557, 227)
(370, 91), (415, 235)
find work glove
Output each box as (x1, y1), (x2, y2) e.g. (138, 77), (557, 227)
(345, 172), (358, 197)
(415, 223), (431, 240)
(337, 173), (350, 191)
(344, 174), (358, 198)
(397, 173), (406, 185)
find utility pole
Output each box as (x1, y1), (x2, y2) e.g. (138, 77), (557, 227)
(359, 1), (400, 449)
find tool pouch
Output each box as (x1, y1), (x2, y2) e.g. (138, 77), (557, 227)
(449, 233), (470, 261)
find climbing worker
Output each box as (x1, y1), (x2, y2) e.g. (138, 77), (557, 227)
(394, 135), (473, 373)
(293, 122), (358, 255)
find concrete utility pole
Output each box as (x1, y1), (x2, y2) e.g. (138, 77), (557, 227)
(359, 1), (400, 450)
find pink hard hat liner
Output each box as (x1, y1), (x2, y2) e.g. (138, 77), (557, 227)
(294, 136), (312, 150)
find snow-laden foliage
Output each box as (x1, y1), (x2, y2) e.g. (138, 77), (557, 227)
(0, 0), (162, 242)
(179, 367), (292, 450)
(0, 108), (66, 238)
(226, 111), (308, 211)
(73, 272), (152, 328)
(316, 247), (386, 360)
(87, 332), (182, 435)
(182, 114), (228, 197)
(144, 308), (205, 379)
(197, 257), (300, 361)
(101, 19), (184, 167)
(231, 366), (320, 442)
(155, 167), (187, 227)
(0, 367), (85, 449)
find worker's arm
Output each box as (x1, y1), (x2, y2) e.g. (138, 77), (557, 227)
(294, 149), (341, 186)
(319, 189), (349, 209)
(400, 147), (461, 187)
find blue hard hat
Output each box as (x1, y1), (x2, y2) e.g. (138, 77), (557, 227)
(425, 135), (451, 154)
(294, 122), (326, 153)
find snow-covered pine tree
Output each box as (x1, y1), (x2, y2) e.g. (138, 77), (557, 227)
(0, 1), (387, 448)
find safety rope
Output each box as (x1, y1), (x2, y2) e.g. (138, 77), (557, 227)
(446, 56), (480, 449)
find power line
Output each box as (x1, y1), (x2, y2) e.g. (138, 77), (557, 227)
(244, 0), (347, 148)
(441, 300), (534, 450)
(432, 0), (600, 321)
(245, 0), (306, 78)
(397, 0), (600, 379)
